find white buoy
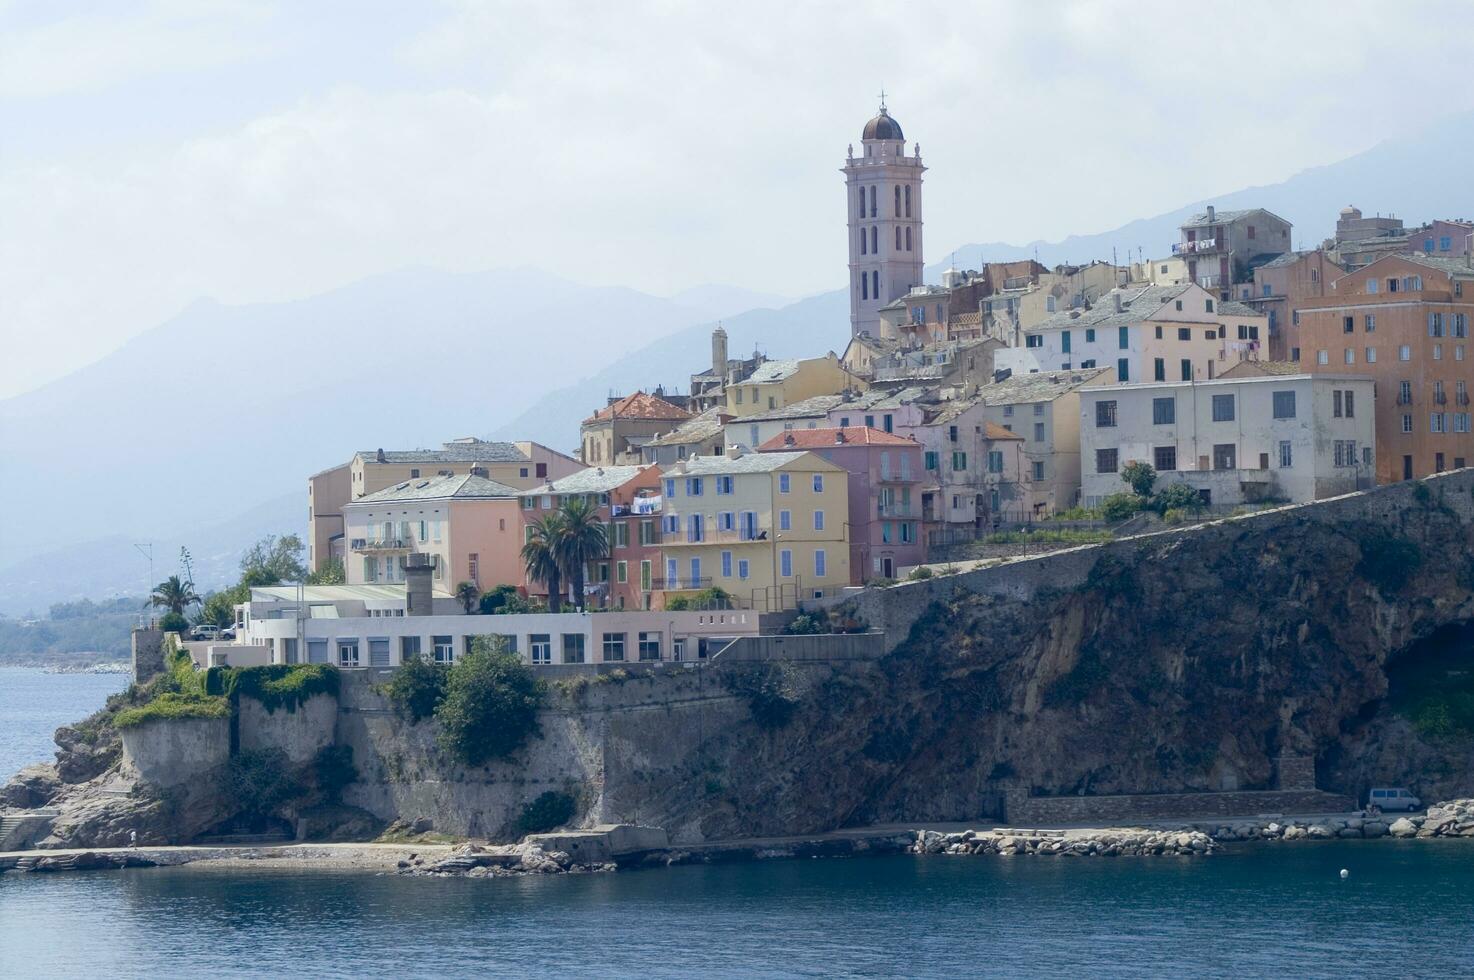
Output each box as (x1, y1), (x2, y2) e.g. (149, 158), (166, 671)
(1340, 868), (1350, 879)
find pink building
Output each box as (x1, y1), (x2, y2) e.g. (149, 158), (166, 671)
(758, 427), (925, 581)
(519, 465), (664, 610)
(1419, 220), (1473, 259)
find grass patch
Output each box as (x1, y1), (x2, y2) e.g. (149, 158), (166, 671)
(114, 692), (230, 728)
(980, 529), (1113, 546)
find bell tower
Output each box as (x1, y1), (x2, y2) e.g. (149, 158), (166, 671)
(843, 93), (925, 337)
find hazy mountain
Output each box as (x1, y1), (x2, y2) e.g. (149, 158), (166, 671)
(665, 283), (793, 321)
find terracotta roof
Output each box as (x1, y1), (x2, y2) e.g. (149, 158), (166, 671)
(583, 391), (692, 426)
(757, 426), (918, 452)
(983, 421), (1025, 441)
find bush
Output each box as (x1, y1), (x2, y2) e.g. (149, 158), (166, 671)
(693, 586), (734, 609)
(747, 670), (799, 730)
(215, 663), (339, 712)
(907, 566), (934, 581)
(435, 639), (545, 766)
(1150, 482), (1202, 515)
(516, 790), (577, 836)
(113, 692), (230, 728)
(1100, 493), (1143, 522)
(1050, 505), (1103, 521)
(313, 745), (358, 804)
(382, 656), (448, 723)
(1121, 461), (1156, 497)
(782, 613), (827, 635)
(664, 595), (691, 611)
(225, 748), (305, 817)
(158, 611), (189, 634)
(1162, 508), (1189, 524)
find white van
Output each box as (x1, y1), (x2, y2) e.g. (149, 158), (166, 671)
(1368, 787), (1421, 812)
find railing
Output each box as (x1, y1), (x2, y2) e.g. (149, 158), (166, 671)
(663, 527), (771, 546)
(350, 538), (412, 552)
(650, 577), (713, 591)
(1435, 391), (1448, 405)
(1397, 393), (1414, 406)
(1172, 238), (1219, 255)
(1459, 392), (1470, 406)
(877, 502), (914, 517)
(1197, 275), (1224, 288)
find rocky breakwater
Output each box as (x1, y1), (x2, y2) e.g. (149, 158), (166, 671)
(1386, 799), (1474, 839)
(401, 841), (615, 878)
(912, 828), (1216, 857)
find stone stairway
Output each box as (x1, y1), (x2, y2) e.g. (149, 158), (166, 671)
(0, 809), (59, 850)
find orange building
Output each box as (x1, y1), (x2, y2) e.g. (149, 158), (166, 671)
(1297, 254), (1474, 483)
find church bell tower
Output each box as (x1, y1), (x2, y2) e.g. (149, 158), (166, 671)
(843, 94), (925, 337)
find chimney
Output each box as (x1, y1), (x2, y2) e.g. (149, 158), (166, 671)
(405, 554), (434, 617)
(783, 433), (796, 446)
(726, 444), (743, 460)
(1206, 205), (1216, 223)
(1112, 292), (1123, 313)
(834, 431), (847, 444)
(375, 448), (386, 463)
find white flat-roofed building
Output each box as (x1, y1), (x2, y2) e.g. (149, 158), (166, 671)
(1078, 373), (1377, 507)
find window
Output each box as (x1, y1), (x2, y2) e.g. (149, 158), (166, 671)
(894, 184), (901, 216)
(1430, 313), (1446, 337)
(685, 477), (703, 496)
(1154, 446), (1177, 471)
(780, 549), (793, 577)
(812, 474), (824, 492)
(1334, 440), (1359, 467)
(904, 185), (911, 216)
(1062, 330), (1072, 353)
(1402, 414), (1414, 433)
(779, 509), (791, 531)
(717, 511), (734, 532)
(1176, 327), (1191, 341)
(1344, 348), (1355, 365)
(1152, 397), (1175, 425)
(1441, 236), (1453, 251)
(905, 226), (912, 251)
(562, 634), (586, 664)
(1117, 358), (1129, 381)
(1153, 357), (1165, 382)
(1343, 316), (1354, 334)
(614, 521), (629, 548)
(1366, 278), (1378, 294)
(813, 510), (825, 530)
(1213, 444), (1236, 470)
(987, 451), (1003, 474)
(1455, 413), (1472, 434)
(1095, 448), (1118, 474)
(1118, 326), (1129, 349)
(1343, 390), (1355, 418)
(1085, 328), (1096, 342)
(1154, 326), (1163, 340)
(1033, 403), (1044, 417)
(1206, 299), (1214, 313)
(1457, 314), (1469, 339)
(951, 451), (968, 471)
(779, 473), (791, 493)
(1432, 413), (1447, 434)
(1180, 359), (1192, 382)
(337, 639), (360, 668)
(737, 559), (749, 580)
(1316, 350), (1329, 365)
(1434, 344), (1444, 361)
(1279, 441), (1293, 468)
(601, 633), (625, 662)
(1095, 401), (1118, 427)
(1270, 390), (1296, 419)
(640, 560), (652, 591)
(1211, 394), (1235, 422)
(1365, 314), (1376, 332)
(1025, 335), (1043, 348)
(1032, 461), (1045, 481)
(815, 549), (827, 578)
(664, 478), (676, 498)
(1400, 344), (1412, 361)
(924, 450), (939, 470)
(433, 635), (455, 664)
(1367, 348), (1377, 363)
(1033, 422), (1045, 442)
(687, 514), (704, 542)
(662, 514), (678, 535)
(638, 632), (661, 661)
(721, 550), (732, 577)
(400, 636), (421, 663)
(715, 475), (733, 495)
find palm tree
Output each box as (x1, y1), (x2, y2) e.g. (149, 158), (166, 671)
(147, 575), (201, 616)
(553, 497), (609, 613)
(521, 514), (566, 613)
(454, 581), (481, 615)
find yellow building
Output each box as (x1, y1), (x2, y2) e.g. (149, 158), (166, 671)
(723, 353), (862, 418)
(658, 449), (850, 610)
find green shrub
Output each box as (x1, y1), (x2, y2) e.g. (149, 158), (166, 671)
(478, 584), (520, 615)
(158, 611), (189, 634)
(214, 663), (339, 712)
(1162, 507), (1189, 524)
(435, 639), (545, 766)
(664, 595), (691, 611)
(1150, 482), (1202, 515)
(782, 613), (827, 635)
(1050, 505), (1103, 521)
(693, 586), (734, 609)
(865, 577), (897, 588)
(382, 655), (448, 723)
(225, 748), (305, 817)
(515, 790), (577, 836)
(1100, 493), (1143, 522)
(1121, 461), (1156, 497)
(1356, 533), (1423, 593)
(745, 666), (799, 730)
(313, 745), (358, 804)
(907, 566), (934, 580)
(113, 692), (230, 728)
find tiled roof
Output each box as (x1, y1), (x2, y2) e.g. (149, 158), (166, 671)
(977, 367), (1114, 406)
(1223, 360), (1303, 376)
(356, 441), (527, 464)
(522, 465), (651, 495)
(1218, 299), (1262, 317)
(1258, 250), (1312, 270)
(665, 450), (816, 476)
(740, 393), (850, 422)
(745, 358), (804, 384)
(1399, 254), (1474, 277)
(354, 473), (521, 503)
(583, 391), (692, 425)
(645, 408), (730, 447)
(757, 426), (918, 451)
(984, 421), (1025, 440)
(1030, 284), (1191, 332)
(1180, 207), (1289, 229)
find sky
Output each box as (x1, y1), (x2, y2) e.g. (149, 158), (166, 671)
(4, 0), (1474, 398)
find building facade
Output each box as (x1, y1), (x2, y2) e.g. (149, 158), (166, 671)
(1244, 250), (1341, 361)
(723, 353), (859, 418)
(844, 100), (925, 337)
(580, 391), (691, 466)
(307, 462), (351, 572)
(1078, 374), (1377, 506)
(1296, 253), (1474, 483)
(1176, 206), (1292, 299)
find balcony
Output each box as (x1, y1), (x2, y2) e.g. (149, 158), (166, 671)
(1197, 274), (1225, 289)
(350, 537), (412, 553)
(663, 527), (772, 546)
(1397, 392), (1415, 406)
(1435, 391), (1448, 405)
(650, 577), (713, 591)
(1172, 238), (1219, 255)
(877, 501), (914, 517)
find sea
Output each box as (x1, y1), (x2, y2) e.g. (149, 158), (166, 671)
(5, 667), (1474, 978)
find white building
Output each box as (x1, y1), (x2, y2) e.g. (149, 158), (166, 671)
(844, 98), (925, 337)
(231, 585), (760, 668)
(1078, 374), (1377, 507)
(1023, 283), (1268, 384)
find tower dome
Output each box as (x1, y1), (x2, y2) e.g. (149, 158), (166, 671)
(862, 106), (904, 141)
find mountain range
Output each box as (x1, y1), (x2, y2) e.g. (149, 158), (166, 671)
(3, 109), (1471, 614)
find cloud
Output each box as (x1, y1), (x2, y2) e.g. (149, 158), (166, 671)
(4, 0), (1474, 396)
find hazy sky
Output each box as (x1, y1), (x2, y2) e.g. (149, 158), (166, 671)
(5, 0), (1474, 397)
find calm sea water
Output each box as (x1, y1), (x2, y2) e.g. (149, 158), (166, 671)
(0, 667), (126, 780)
(5, 669), (1474, 977)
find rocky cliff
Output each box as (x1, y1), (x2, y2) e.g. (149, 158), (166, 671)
(10, 472), (1474, 847)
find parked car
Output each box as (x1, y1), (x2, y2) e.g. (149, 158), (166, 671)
(189, 624), (221, 641)
(219, 625), (236, 640)
(1368, 787), (1421, 812)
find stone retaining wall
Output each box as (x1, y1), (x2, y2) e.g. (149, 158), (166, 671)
(1004, 788), (1356, 826)
(120, 716), (230, 789)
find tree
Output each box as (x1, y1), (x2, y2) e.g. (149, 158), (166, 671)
(1121, 461), (1157, 497)
(1100, 493), (1143, 522)
(552, 496), (608, 613)
(436, 637), (544, 765)
(1150, 482), (1203, 515)
(478, 584), (520, 615)
(240, 534), (307, 586)
(521, 514), (565, 613)
(147, 575), (201, 616)
(306, 558), (345, 585)
(454, 581), (481, 614)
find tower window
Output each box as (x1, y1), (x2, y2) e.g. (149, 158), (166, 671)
(896, 226), (902, 250)
(860, 228), (867, 255)
(861, 272), (868, 301)
(894, 185), (901, 217)
(905, 226), (912, 251)
(904, 185), (911, 217)
(872, 270), (879, 300)
(871, 226), (877, 253)
(869, 185), (876, 218)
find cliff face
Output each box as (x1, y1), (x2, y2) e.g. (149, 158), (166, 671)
(13, 474), (1474, 847)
